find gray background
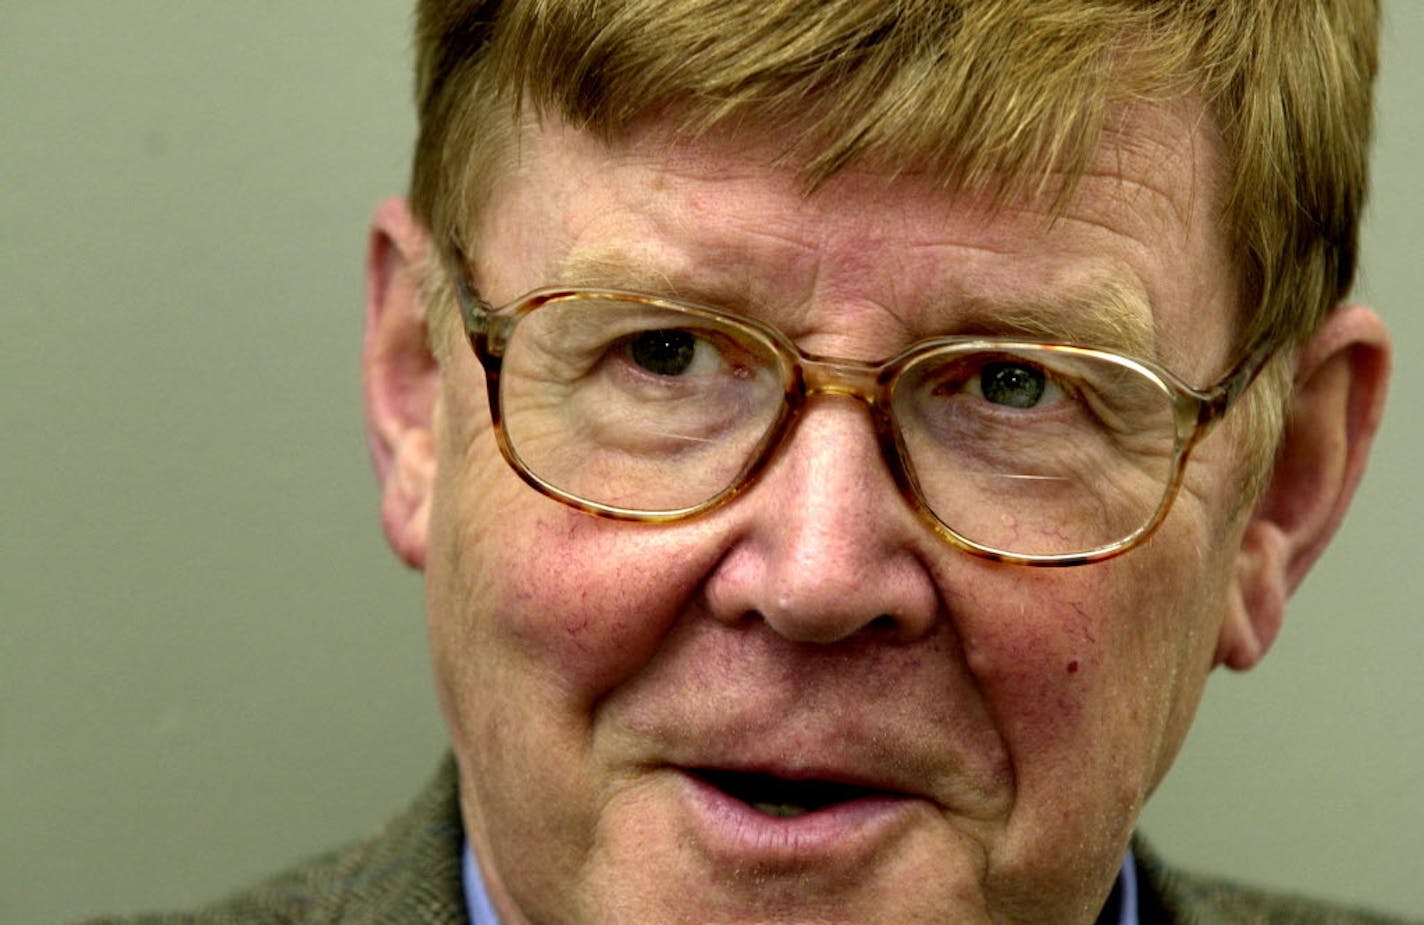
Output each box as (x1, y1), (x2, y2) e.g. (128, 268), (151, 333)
(3, 4), (1419, 923)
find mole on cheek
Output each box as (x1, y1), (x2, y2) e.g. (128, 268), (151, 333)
(1066, 660), (1080, 674)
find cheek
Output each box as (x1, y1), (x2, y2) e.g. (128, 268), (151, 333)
(427, 428), (717, 715)
(487, 513), (688, 695)
(955, 526), (1227, 797)
(956, 573), (1107, 753)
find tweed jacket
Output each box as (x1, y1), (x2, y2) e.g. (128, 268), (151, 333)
(85, 757), (1417, 925)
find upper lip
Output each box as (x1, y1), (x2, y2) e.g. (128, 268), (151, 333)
(644, 711), (1015, 821)
(617, 677), (1011, 819)
(657, 726), (938, 805)
(641, 707), (921, 792)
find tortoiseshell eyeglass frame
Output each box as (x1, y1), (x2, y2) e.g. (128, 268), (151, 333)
(445, 256), (1274, 567)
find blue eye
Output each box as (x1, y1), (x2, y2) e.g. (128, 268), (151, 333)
(979, 361), (1048, 408)
(629, 329), (697, 376)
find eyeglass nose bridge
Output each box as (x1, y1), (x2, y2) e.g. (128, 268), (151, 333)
(796, 353), (891, 405)
(783, 352), (906, 490)
(771, 350), (930, 545)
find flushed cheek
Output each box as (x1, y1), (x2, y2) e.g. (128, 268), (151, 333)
(953, 563), (1180, 803)
(948, 569), (1172, 909)
(962, 536), (1225, 822)
(959, 591), (1103, 753)
(456, 487), (719, 702)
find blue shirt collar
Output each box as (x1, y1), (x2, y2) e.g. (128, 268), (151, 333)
(1116, 846), (1141, 925)
(462, 840), (1139, 925)
(462, 841), (503, 925)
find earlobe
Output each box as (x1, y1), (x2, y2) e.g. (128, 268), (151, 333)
(364, 197), (440, 570)
(1217, 304), (1391, 670)
(1216, 521), (1288, 670)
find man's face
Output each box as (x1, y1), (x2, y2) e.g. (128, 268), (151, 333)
(422, 102), (1248, 924)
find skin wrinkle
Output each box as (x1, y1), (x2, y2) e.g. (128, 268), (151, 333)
(613, 625), (1014, 825)
(416, 2), (1377, 464)
(384, 10), (1387, 917)
(1096, 96), (1215, 228)
(852, 538), (1016, 836)
(495, 115), (1223, 374)
(621, 393), (1014, 897)
(551, 216), (1159, 361)
(497, 122), (1223, 600)
(422, 99), (1250, 924)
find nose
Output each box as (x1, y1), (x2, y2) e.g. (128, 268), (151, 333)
(702, 396), (942, 644)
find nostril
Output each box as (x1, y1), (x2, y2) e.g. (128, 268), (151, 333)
(699, 487), (942, 644)
(867, 614), (899, 633)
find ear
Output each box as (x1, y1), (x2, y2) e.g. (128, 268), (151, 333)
(364, 197), (440, 570)
(1216, 304), (1391, 670)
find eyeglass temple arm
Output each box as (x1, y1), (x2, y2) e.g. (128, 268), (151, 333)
(456, 277), (498, 339)
(442, 243), (497, 339)
(1196, 339), (1278, 427)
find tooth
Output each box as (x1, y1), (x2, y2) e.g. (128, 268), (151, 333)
(752, 802), (809, 818)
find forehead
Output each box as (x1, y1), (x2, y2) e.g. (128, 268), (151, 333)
(475, 97), (1237, 377)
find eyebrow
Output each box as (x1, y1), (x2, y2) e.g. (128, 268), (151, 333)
(952, 278), (1158, 359)
(550, 247), (1158, 360)
(553, 247), (686, 298)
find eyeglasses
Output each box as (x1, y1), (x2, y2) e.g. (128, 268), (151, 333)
(451, 277), (1270, 566)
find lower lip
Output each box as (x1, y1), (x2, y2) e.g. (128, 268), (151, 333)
(677, 770), (923, 867)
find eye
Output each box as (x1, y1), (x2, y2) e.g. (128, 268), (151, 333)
(970, 360), (1064, 409)
(628, 329), (698, 376)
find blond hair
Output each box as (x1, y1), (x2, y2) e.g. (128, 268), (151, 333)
(407, 0), (1378, 497)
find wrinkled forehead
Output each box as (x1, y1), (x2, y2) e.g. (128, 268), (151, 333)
(472, 94), (1238, 381)
(627, 92), (1223, 228)
(482, 85), (1227, 231)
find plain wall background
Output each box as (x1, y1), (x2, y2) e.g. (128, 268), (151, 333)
(2, 4), (1419, 923)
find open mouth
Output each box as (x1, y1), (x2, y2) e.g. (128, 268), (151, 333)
(691, 768), (890, 819)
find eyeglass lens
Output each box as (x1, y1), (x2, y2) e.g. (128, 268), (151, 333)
(495, 294), (1181, 558)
